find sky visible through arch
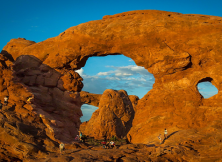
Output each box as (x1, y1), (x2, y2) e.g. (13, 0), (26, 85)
(76, 55), (155, 122)
(0, 0), (221, 122)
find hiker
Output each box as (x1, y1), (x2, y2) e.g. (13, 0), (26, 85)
(110, 141), (115, 149)
(105, 141), (110, 149)
(78, 131), (82, 141)
(164, 128), (168, 139)
(101, 141), (106, 148)
(158, 134), (162, 144)
(4, 96), (8, 106)
(59, 143), (65, 153)
(75, 135), (79, 141)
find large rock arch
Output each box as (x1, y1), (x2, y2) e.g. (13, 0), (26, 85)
(2, 10), (222, 143)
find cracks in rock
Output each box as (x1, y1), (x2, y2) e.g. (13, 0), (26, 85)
(42, 54), (49, 62)
(163, 40), (175, 52)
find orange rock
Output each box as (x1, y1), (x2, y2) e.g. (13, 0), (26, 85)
(80, 89), (136, 139)
(80, 91), (102, 107)
(1, 10), (222, 160)
(12, 55), (83, 143)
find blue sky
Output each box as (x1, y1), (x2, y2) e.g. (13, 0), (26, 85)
(0, 0), (221, 122)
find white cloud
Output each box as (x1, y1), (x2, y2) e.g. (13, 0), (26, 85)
(81, 104), (98, 122)
(76, 65), (155, 121)
(98, 72), (109, 76)
(101, 65), (151, 78)
(75, 65), (155, 98)
(76, 68), (84, 76)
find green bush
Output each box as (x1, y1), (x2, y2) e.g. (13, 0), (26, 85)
(110, 135), (117, 141)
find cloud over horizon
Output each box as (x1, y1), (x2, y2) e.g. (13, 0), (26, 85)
(76, 65), (155, 98)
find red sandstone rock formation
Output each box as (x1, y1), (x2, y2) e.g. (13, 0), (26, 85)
(1, 10), (222, 160)
(0, 54), (84, 160)
(80, 91), (102, 107)
(80, 89), (137, 139)
(13, 55), (83, 143)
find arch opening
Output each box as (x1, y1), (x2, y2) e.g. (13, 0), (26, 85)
(76, 54), (155, 122)
(197, 77), (218, 99)
(80, 104), (98, 122)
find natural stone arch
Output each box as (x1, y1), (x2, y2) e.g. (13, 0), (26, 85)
(80, 104), (98, 122)
(78, 54), (154, 97)
(2, 10), (222, 144)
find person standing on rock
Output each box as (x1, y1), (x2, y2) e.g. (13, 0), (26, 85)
(59, 143), (65, 153)
(75, 135), (79, 141)
(158, 134), (162, 144)
(110, 141), (115, 148)
(78, 130), (82, 142)
(164, 128), (168, 139)
(4, 96), (8, 106)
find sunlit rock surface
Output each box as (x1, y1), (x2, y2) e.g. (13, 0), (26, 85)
(1, 10), (222, 161)
(80, 89), (137, 139)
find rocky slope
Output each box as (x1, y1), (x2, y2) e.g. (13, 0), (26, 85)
(0, 54), (83, 160)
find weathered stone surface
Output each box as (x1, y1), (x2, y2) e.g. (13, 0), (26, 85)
(13, 55), (83, 144)
(0, 52), (85, 160)
(128, 95), (139, 112)
(80, 91), (102, 106)
(1, 10), (222, 160)
(80, 89), (135, 139)
(60, 70), (83, 92)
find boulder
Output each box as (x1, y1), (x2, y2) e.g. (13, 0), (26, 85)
(80, 89), (136, 139)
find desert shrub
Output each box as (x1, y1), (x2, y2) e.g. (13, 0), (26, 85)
(110, 135), (117, 141)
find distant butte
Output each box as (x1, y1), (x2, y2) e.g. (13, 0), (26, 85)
(0, 10), (222, 161)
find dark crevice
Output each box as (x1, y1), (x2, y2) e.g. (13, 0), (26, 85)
(183, 61), (192, 70)
(198, 77), (213, 83)
(1, 50), (15, 62)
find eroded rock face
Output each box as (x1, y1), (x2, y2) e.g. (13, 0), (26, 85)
(0, 55), (59, 161)
(13, 55), (83, 143)
(80, 89), (137, 139)
(0, 53), (84, 160)
(1, 10), (222, 147)
(80, 91), (102, 107)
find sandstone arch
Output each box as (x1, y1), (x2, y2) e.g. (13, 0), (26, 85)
(2, 10), (222, 144)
